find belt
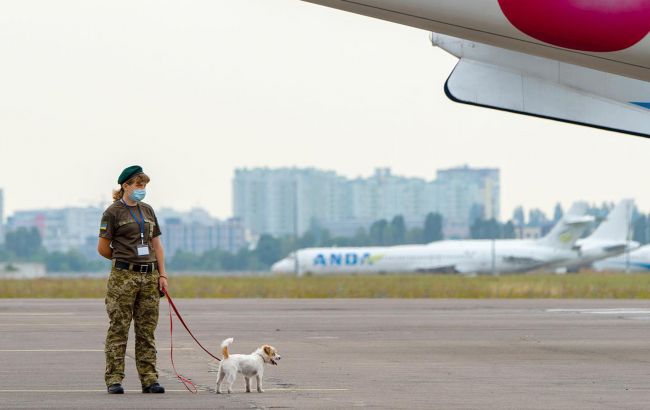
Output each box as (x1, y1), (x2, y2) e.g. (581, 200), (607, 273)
(114, 260), (158, 273)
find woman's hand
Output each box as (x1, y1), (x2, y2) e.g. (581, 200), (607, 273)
(158, 275), (168, 295)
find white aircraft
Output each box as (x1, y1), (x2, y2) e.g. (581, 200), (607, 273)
(302, 1), (650, 137)
(558, 199), (639, 271)
(594, 245), (650, 272)
(271, 203), (593, 275)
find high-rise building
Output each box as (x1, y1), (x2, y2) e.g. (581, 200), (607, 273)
(5, 205), (248, 258)
(344, 168), (434, 235)
(0, 189), (4, 244)
(7, 206), (104, 252)
(233, 166), (500, 238)
(436, 166), (500, 237)
(159, 211), (249, 257)
(233, 168), (349, 237)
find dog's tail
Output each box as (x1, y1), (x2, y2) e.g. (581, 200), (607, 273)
(221, 337), (234, 359)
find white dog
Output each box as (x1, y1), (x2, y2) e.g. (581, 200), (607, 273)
(215, 337), (281, 394)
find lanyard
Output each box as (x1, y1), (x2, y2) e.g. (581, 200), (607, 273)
(121, 199), (146, 244)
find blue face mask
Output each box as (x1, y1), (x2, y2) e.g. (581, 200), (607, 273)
(129, 189), (146, 202)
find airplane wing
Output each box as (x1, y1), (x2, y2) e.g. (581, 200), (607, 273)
(300, 1), (650, 138)
(438, 36), (650, 138)
(501, 256), (545, 265)
(415, 265), (458, 274)
(602, 244), (628, 253)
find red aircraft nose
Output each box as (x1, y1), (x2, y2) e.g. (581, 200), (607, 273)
(498, 0), (650, 52)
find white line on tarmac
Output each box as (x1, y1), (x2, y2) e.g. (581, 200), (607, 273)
(0, 323), (102, 326)
(0, 388), (349, 393)
(547, 309), (650, 315)
(306, 336), (340, 340)
(0, 389), (192, 393)
(0, 313), (76, 316)
(0, 348), (194, 352)
(267, 388), (349, 392)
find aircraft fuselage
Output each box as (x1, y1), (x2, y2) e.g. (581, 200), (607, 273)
(304, 1), (650, 82)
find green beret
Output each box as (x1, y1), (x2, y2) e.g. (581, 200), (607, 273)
(117, 165), (143, 185)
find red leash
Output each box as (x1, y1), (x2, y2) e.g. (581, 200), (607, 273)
(163, 288), (220, 393)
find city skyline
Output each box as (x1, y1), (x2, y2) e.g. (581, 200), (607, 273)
(0, 176), (633, 270)
(0, 185), (627, 263)
(0, 1), (647, 222)
(0, 164), (632, 225)
(233, 165), (499, 238)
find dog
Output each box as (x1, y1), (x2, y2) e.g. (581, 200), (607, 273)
(215, 337), (281, 394)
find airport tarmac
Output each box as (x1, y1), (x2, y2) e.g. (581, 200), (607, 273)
(2, 299), (650, 409)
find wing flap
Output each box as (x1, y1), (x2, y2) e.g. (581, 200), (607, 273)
(444, 54), (650, 138)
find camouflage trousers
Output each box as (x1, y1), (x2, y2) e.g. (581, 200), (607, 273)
(104, 266), (160, 387)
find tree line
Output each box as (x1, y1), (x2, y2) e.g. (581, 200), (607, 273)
(168, 213), (524, 272)
(0, 227), (107, 272)
(9, 207), (645, 273)
(0, 213), (519, 272)
(632, 213), (650, 245)
(167, 213), (446, 272)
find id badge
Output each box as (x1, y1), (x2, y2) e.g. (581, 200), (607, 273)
(137, 245), (150, 256)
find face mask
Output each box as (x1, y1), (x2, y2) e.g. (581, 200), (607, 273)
(129, 189), (146, 202)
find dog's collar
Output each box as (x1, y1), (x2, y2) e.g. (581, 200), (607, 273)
(256, 352), (277, 366)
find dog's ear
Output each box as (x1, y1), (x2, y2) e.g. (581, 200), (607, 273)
(263, 345), (272, 356)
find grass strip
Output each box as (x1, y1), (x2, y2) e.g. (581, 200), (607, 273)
(1, 272), (650, 298)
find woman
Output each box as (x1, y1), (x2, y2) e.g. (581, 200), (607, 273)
(97, 165), (169, 394)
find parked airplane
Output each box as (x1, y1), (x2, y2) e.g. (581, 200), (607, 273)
(271, 203), (593, 275)
(593, 245), (650, 272)
(302, 1), (650, 137)
(557, 199), (639, 271)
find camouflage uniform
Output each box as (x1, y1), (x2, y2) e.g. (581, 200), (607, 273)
(100, 200), (162, 388)
(104, 266), (160, 387)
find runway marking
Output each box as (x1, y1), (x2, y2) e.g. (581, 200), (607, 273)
(0, 323), (102, 326)
(0, 389), (193, 393)
(0, 388), (349, 393)
(0, 348), (194, 352)
(306, 336), (340, 340)
(547, 309), (650, 315)
(0, 313), (76, 316)
(266, 388), (349, 392)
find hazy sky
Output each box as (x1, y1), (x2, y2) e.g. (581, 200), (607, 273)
(1, 0), (648, 221)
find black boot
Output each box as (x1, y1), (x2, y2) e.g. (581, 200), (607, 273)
(142, 382), (165, 393)
(107, 383), (124, 394)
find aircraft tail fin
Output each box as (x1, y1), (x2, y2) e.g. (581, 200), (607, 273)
(586, 199), (634, 243)
(537, 202), (593, 249)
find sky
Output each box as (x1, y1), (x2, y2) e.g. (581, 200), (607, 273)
(1, 0), (649, 222)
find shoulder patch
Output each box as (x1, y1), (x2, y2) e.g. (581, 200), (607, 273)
(100, 213), (110, 232)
